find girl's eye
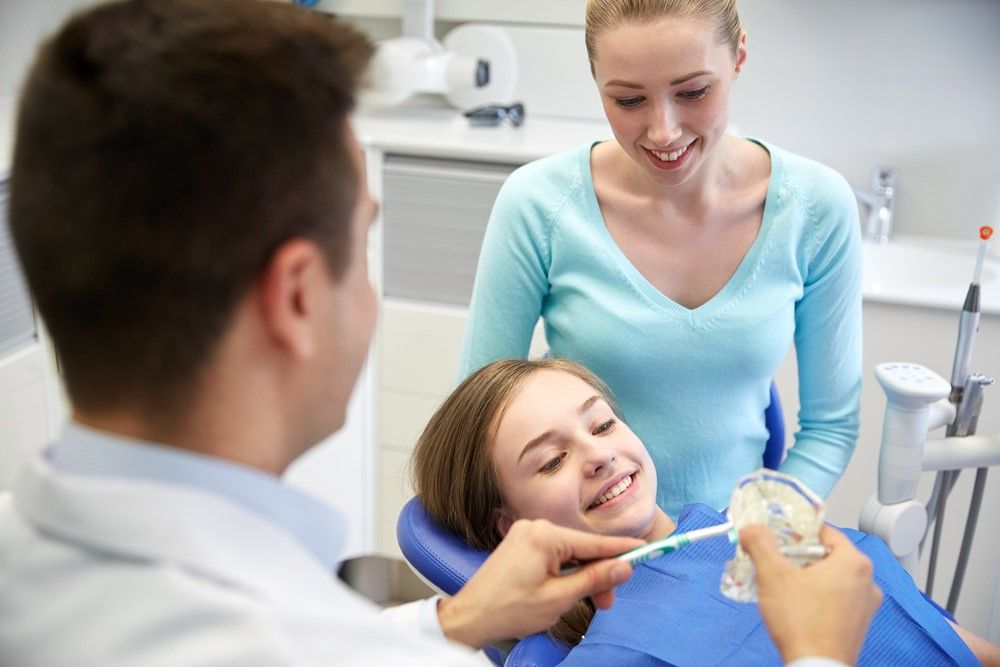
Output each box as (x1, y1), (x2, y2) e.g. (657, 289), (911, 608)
(679, 85), (710, 101)
(614, 96), (644, 109)
(539, 453), (566, 473)
(593, 419), (616, 435)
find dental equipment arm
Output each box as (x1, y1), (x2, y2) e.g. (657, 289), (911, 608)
(862, 227), (999, 615)
(859, 363), (954, 575)
(861, 363), (1000, 585)
(925, 225), (995, 608)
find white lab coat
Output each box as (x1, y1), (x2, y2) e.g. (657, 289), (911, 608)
(0, 452), (480, 666)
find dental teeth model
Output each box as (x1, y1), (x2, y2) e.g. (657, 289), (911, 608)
(720, 469), (826, 602)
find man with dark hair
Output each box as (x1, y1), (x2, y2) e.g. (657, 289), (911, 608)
(0, 1), (641, 664)
(0, 0), (882, 665)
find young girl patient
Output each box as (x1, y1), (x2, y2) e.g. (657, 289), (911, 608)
(412, 358), (998, 666)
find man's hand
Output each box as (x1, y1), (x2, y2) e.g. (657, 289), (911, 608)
(437, 519), (643, 649)
(740, 524), (883, 665)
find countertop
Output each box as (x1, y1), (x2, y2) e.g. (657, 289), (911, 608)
(353, 98), (612, 163)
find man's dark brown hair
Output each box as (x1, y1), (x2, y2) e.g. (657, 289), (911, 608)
(10, 0), (373, 418)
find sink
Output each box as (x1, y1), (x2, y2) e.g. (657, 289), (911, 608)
(861, 235), (1000, 315)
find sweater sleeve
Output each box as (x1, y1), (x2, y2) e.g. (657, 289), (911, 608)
(458, 164), (554, 379)
(779, 172), (863, 497)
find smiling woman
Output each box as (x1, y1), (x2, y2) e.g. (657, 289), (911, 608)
(458, 0), (864, 519)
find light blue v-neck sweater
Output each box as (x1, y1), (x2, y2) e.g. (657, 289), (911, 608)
(459, 139), (862, 517)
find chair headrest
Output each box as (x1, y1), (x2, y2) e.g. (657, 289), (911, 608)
(396, 496), (490, 596)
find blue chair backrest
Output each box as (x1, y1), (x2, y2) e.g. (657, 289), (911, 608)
(397, 382), (785, 666)
(396, 498), (508, 665)
(763, 382), (785, 470)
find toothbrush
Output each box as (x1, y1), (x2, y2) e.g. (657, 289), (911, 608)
(559, 523), (736, 575)
(616, 522), (737, 566)
(616, 524), (830, 565)
(559, 523), (830, 575)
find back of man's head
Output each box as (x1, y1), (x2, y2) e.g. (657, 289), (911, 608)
(10, 0), (372, 419)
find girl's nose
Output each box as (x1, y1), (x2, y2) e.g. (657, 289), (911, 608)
(584, 447), (616, 477)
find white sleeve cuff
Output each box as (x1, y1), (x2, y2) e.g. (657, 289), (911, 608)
(787, 657), (850, 667)
(380, 595), (447, 642)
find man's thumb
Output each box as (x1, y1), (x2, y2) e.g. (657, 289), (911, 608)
(563, 560), (632, 610)
(739, 524), (786, 578)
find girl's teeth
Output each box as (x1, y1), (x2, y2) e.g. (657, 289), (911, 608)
(590, 474), (633, 508)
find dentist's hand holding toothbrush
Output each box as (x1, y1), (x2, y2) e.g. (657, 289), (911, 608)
(437, 519), (642, 650)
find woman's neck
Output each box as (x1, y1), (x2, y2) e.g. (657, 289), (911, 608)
(603, 134), (748, 216)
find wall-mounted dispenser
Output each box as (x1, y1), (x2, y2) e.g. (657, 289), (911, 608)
(360, 0), (517, 109)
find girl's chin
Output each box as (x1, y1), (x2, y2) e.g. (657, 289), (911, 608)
(594, 513), (656, 539)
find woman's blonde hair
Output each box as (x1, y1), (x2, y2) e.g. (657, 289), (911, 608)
(585, 0), (742, 71)
(410, 358), (622, 646)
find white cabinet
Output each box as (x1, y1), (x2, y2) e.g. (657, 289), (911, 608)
(376, 301), (470, 555)
(0, 344), (63, 489)
(369, 151), (519, 556)
(0, 174), (65, 490)
(381, 155), (516, 305)
(284, 366), (373, 558)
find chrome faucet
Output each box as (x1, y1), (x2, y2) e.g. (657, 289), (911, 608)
(853, 166), (899, 244)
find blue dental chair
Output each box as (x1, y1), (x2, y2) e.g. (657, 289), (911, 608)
(397, 383), (785, 666)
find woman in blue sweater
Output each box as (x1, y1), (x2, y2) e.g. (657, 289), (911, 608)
(413, 359), (997, 665)
(459, 0), (862, 517)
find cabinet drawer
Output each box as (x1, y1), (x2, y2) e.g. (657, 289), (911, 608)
(382, 155), (516, 306)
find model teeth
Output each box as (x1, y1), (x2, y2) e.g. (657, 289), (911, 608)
(653, 145), (687, 162)
(590, 475), (633, 508)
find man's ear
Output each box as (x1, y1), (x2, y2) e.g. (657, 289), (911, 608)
(493, 507), (515, 538)
(257, 238), (327, 360)
(734, 30), (748, 75)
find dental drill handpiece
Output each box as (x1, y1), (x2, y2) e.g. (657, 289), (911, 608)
(947, 286), (979, 432)
(947, 225), (993, 433)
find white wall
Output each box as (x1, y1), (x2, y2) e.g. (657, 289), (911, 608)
(333, 0), (1000, 242)
(732, 0), (1000, 241)
(0, 0), (101, 100)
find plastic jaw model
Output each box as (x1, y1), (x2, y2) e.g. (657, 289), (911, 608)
(721, 469), (826, 602)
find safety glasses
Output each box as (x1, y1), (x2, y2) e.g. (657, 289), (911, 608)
(463, 102), (525, 128)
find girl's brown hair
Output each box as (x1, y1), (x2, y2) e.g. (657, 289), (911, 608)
(585, 0), (742, 72)
(410, 358), (622, 645)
